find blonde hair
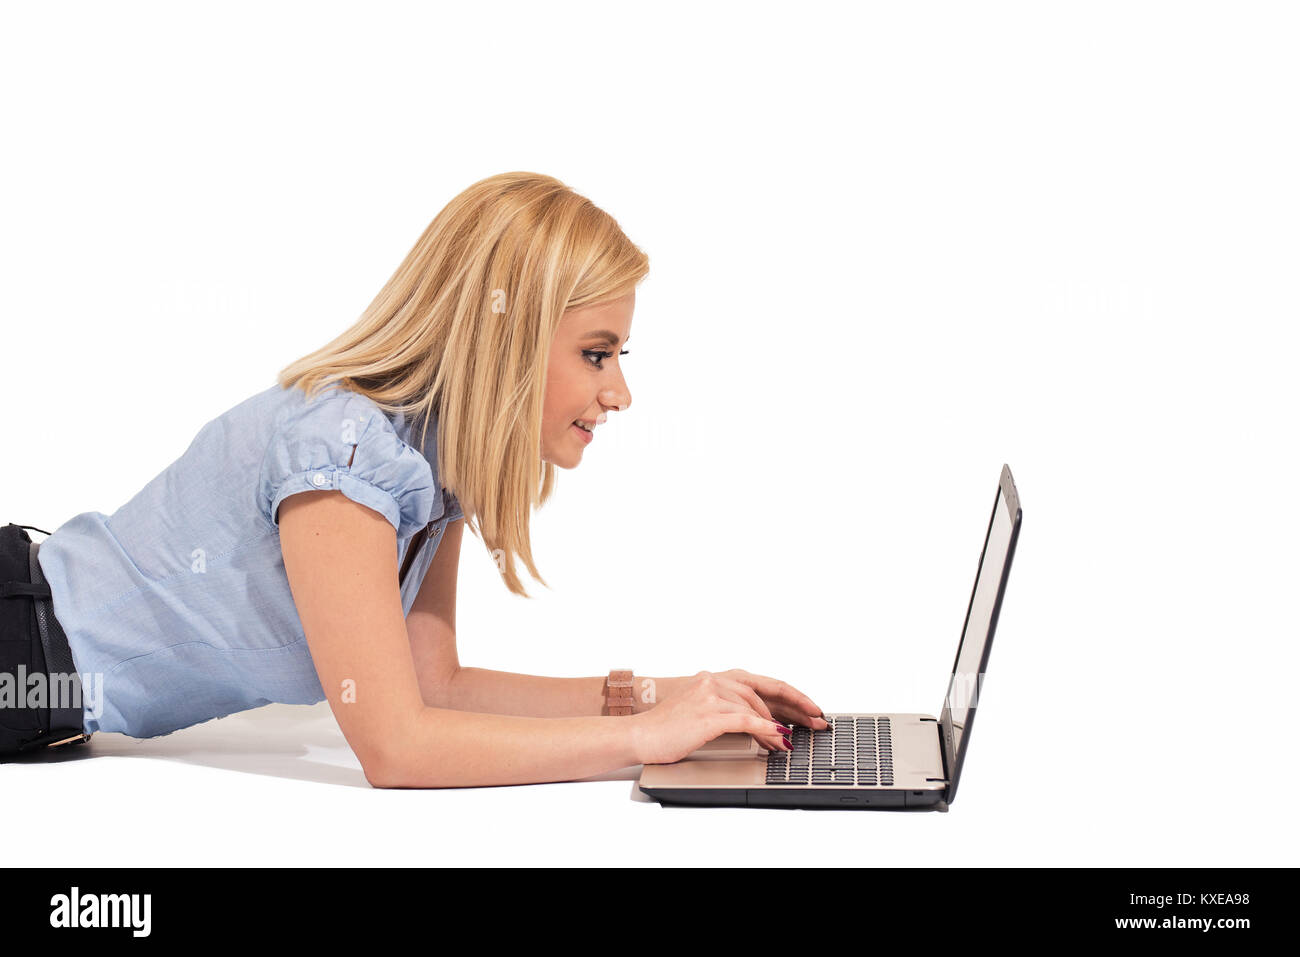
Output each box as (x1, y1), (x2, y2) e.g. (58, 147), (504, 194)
(277, 172), (649, 597)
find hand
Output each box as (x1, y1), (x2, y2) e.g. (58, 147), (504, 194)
(628, 670), (829, 765)
(709, 668), (830, 732)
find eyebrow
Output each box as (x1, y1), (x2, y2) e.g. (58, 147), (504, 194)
(582, 330), (630, 347)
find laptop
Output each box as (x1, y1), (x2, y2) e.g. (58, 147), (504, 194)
(639, 464), (1022, 810)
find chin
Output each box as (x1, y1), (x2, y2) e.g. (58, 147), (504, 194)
(541, 445), (583, 470)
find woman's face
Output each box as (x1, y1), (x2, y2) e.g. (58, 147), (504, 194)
(540, 292), (634, 468)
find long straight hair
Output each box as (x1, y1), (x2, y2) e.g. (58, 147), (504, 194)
(277, 172), (650, 596)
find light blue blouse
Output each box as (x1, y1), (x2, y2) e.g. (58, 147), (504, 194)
(35, 382), (463, 738)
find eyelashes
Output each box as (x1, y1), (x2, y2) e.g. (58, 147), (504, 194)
(582, 349), (630, 369)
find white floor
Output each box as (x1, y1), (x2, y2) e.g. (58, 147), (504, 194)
(2, 701), (1286, 867)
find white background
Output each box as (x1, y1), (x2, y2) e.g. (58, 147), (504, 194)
(2, 0), (1296, 866)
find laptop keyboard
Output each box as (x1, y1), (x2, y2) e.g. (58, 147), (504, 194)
(764, 715), (894, 787)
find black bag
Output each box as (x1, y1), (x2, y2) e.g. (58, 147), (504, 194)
(0, 523), (90, 755)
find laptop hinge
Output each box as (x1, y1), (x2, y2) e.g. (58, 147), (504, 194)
(918, 716), (952, 791)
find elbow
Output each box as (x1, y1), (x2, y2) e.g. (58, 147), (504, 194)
(365, 770), (402, 790)
(358, 707), (433, 788)
(358, 708), (448, 788)
(365, 755), (455, 789)
(363, 751), (408, 789)
(359, 734), (415, 788)
(364, 745), (459, 790)
(362, 735), (438, 789)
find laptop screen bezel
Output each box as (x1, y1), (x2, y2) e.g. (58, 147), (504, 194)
(938, 464), (1022, 806)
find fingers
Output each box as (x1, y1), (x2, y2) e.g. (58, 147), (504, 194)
(709, 699), (790, 751)
(774, 712), (821, 732)
(692, 671), (774, 725)
(707, 676), (795, 748)
(726, 670), (830, 731)
(715, 677), (774, 723)
(716, 710), (794, 752)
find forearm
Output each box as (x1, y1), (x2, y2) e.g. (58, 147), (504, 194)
(373, 706), (642, 788)
(439, 666), (674, 717)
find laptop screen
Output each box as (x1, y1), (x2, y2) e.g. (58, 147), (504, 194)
(939, 466), (1021, 804)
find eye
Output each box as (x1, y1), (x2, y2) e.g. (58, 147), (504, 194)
(582, 349), (629, 369)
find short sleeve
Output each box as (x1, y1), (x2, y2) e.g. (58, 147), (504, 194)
(258, 389), (437, 539)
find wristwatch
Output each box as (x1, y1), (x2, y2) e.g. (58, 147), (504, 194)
(605, 669), (634, 715)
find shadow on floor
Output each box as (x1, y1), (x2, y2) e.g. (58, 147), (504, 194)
(3, 702), (648, 790)
(3, 703), (368, 786)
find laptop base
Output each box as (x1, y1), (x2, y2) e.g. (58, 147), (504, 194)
(641, 786), (947, 810)
(637, 713), (949, 810)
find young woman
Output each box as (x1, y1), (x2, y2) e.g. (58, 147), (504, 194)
(1, 172), (829, 785)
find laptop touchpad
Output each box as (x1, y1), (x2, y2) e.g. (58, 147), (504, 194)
(696, 733), (757, 753)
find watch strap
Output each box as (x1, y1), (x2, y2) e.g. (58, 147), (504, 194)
(606, 669), (634, 715)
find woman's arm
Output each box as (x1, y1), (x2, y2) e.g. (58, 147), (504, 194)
(406, 516), (680, 717)
(441, 668), (679, 717)
(278, 492), (639, 788)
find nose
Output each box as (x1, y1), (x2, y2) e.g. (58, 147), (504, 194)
(600, 375), (631, 414)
